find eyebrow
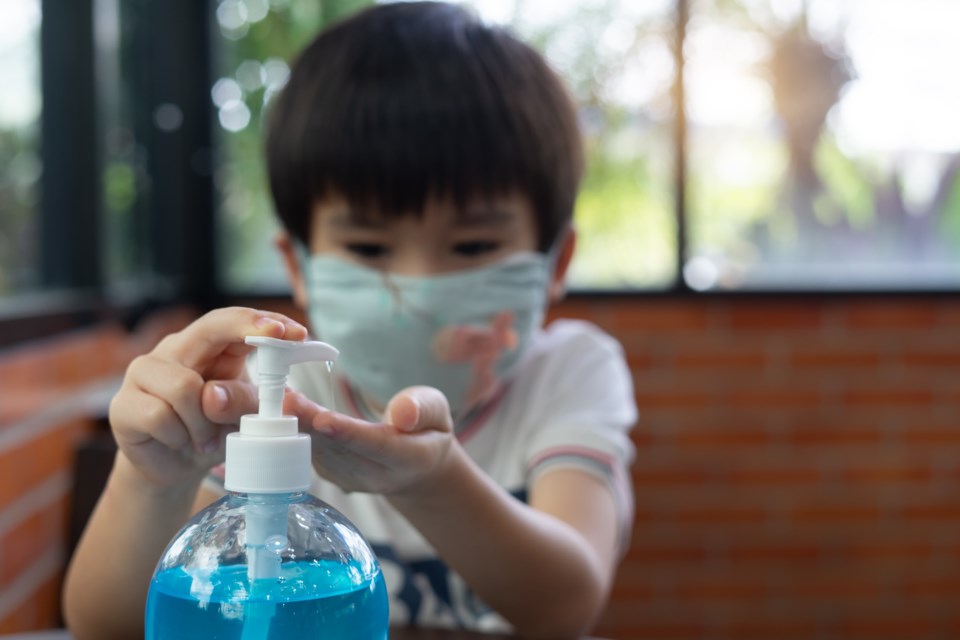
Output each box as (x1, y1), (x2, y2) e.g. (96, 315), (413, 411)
(326, 208), (520, 229)
(326, 210), (381, 229)
(455, 208), (520, 228)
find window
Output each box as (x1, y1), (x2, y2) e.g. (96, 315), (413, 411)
(0, 0), (42, 297)
(9, 0), (955, 321)
(215, 0), (680, 292)
(96, 0), (150, 295)
(686, 0), (960, 290)
(215, 1), (349, 292)
(213, 0), (960, 294)
(428, 0), (682, 290)
(493, 0), (679, 289)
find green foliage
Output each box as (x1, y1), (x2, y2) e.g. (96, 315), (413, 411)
(573, 143), (676, 288)
(0, 127), (40, 294)
(815, 138), (874, 228)
(104, 161), (137, 215)
(217, 0), (376, 289)
(941, 170), (960, 244)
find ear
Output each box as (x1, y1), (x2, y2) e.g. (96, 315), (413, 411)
(548, 225), (576, 302)
(275, 231), (309, 309)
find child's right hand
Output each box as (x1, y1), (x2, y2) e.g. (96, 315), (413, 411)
(108, 307), (309, 490)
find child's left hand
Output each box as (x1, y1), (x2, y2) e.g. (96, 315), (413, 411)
(308, 386), (454, 495)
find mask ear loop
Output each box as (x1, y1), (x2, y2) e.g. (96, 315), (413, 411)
(541, 223), (572, 301)
(293, 240), (310, 277)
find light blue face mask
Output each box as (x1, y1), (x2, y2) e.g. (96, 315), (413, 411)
(301, 252), (553, 421)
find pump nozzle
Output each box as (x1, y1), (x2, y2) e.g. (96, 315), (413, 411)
(245, 336), (338, 419)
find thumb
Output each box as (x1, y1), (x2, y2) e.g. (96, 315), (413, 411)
(202, 381), (324, 431)
(385, 386), (453, 434)
(201, 379), (259, 424)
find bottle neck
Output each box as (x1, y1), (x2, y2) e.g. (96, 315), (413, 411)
(256, 371), (287, 418)
(228, 491), (308, 505)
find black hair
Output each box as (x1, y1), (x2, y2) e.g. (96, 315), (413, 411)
(265, 1), (583, 252)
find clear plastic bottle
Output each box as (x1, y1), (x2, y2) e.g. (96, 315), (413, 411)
(145, 337), (389, 640)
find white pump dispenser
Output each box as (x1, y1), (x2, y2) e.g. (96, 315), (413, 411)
(224, 336), (338, 494)
(224, 336), (338, 585)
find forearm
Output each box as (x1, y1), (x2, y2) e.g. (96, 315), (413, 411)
(387, 443), (609, 638)
(63, 453), (202, 640)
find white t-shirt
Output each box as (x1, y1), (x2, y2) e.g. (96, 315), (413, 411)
(207, 319), (636, 631)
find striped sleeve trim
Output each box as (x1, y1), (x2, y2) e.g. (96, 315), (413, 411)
(527, 446), (634, 556)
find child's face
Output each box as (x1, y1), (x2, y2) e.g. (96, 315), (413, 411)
(277, 192), (573, 417)
(306, 193), (538, 275)
(276, 192), (575, 311)
(274, 192), (576, 415)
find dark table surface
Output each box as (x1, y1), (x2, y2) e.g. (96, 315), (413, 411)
(0, 628), (607, 639)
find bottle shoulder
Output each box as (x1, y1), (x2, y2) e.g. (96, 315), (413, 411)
(152, 491), (381, 587)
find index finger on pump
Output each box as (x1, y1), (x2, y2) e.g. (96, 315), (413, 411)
(161, 307), (308, 370)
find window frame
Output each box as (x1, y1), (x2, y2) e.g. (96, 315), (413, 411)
(0, 0), (220, 348)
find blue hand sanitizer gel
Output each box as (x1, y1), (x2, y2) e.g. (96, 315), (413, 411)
(145, 337), (389, 640)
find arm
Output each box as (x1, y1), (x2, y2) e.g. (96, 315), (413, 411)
(390, 445), (619, 639)
(308, 387), (624, 639)
(62, 308), (313, 640)
(62, 455), (203, 640)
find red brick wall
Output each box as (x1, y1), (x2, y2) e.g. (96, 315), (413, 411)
(1, 297), (958, 638)
(0, 308), (194, 633)
(552, 297), (960, 640)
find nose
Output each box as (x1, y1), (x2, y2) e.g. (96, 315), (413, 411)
(388, 247), (442, 276)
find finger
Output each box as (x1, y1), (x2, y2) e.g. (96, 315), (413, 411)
(312, 410), (376, 438)
(157, 307), (308, 373)
(311, 408), (449, 476)
(492, 311), (518, 350)
(384, 386), (452, 433)
(130, 355), (216, 453)
(283, 389), (329, 431)
(201, 379), (259, 425)
(111, 387), (192, 453)
(491, 311), (514, 332)
(312, 411), (395, 462)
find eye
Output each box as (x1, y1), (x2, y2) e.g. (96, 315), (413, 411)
(346, 243), (389, 259)
(453, 241), (500, 257)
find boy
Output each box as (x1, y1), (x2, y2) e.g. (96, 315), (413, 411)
(63, 3), (636, 638)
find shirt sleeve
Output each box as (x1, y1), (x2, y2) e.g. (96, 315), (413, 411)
(520, 320), (637, 554)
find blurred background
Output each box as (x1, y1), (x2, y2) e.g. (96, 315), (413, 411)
(1, 0), (958, 638)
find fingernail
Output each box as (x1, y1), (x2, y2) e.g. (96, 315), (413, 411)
(254, 315), (283, 330)
(400, 396), (421, 432)
(290, 320), (308, 334)
(203, 436), (220, 454)
(314, 423), (336, 437)
(212, 384), (228, 411)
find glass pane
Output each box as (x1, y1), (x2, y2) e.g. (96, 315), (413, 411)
(0, 0), (42, 297)
(465, 0), (678, 289)
(686, 0), (960, 290)
(96, 0), (149, 293)
(217, 0), (678, 292)
(217, 0), (373, 292)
